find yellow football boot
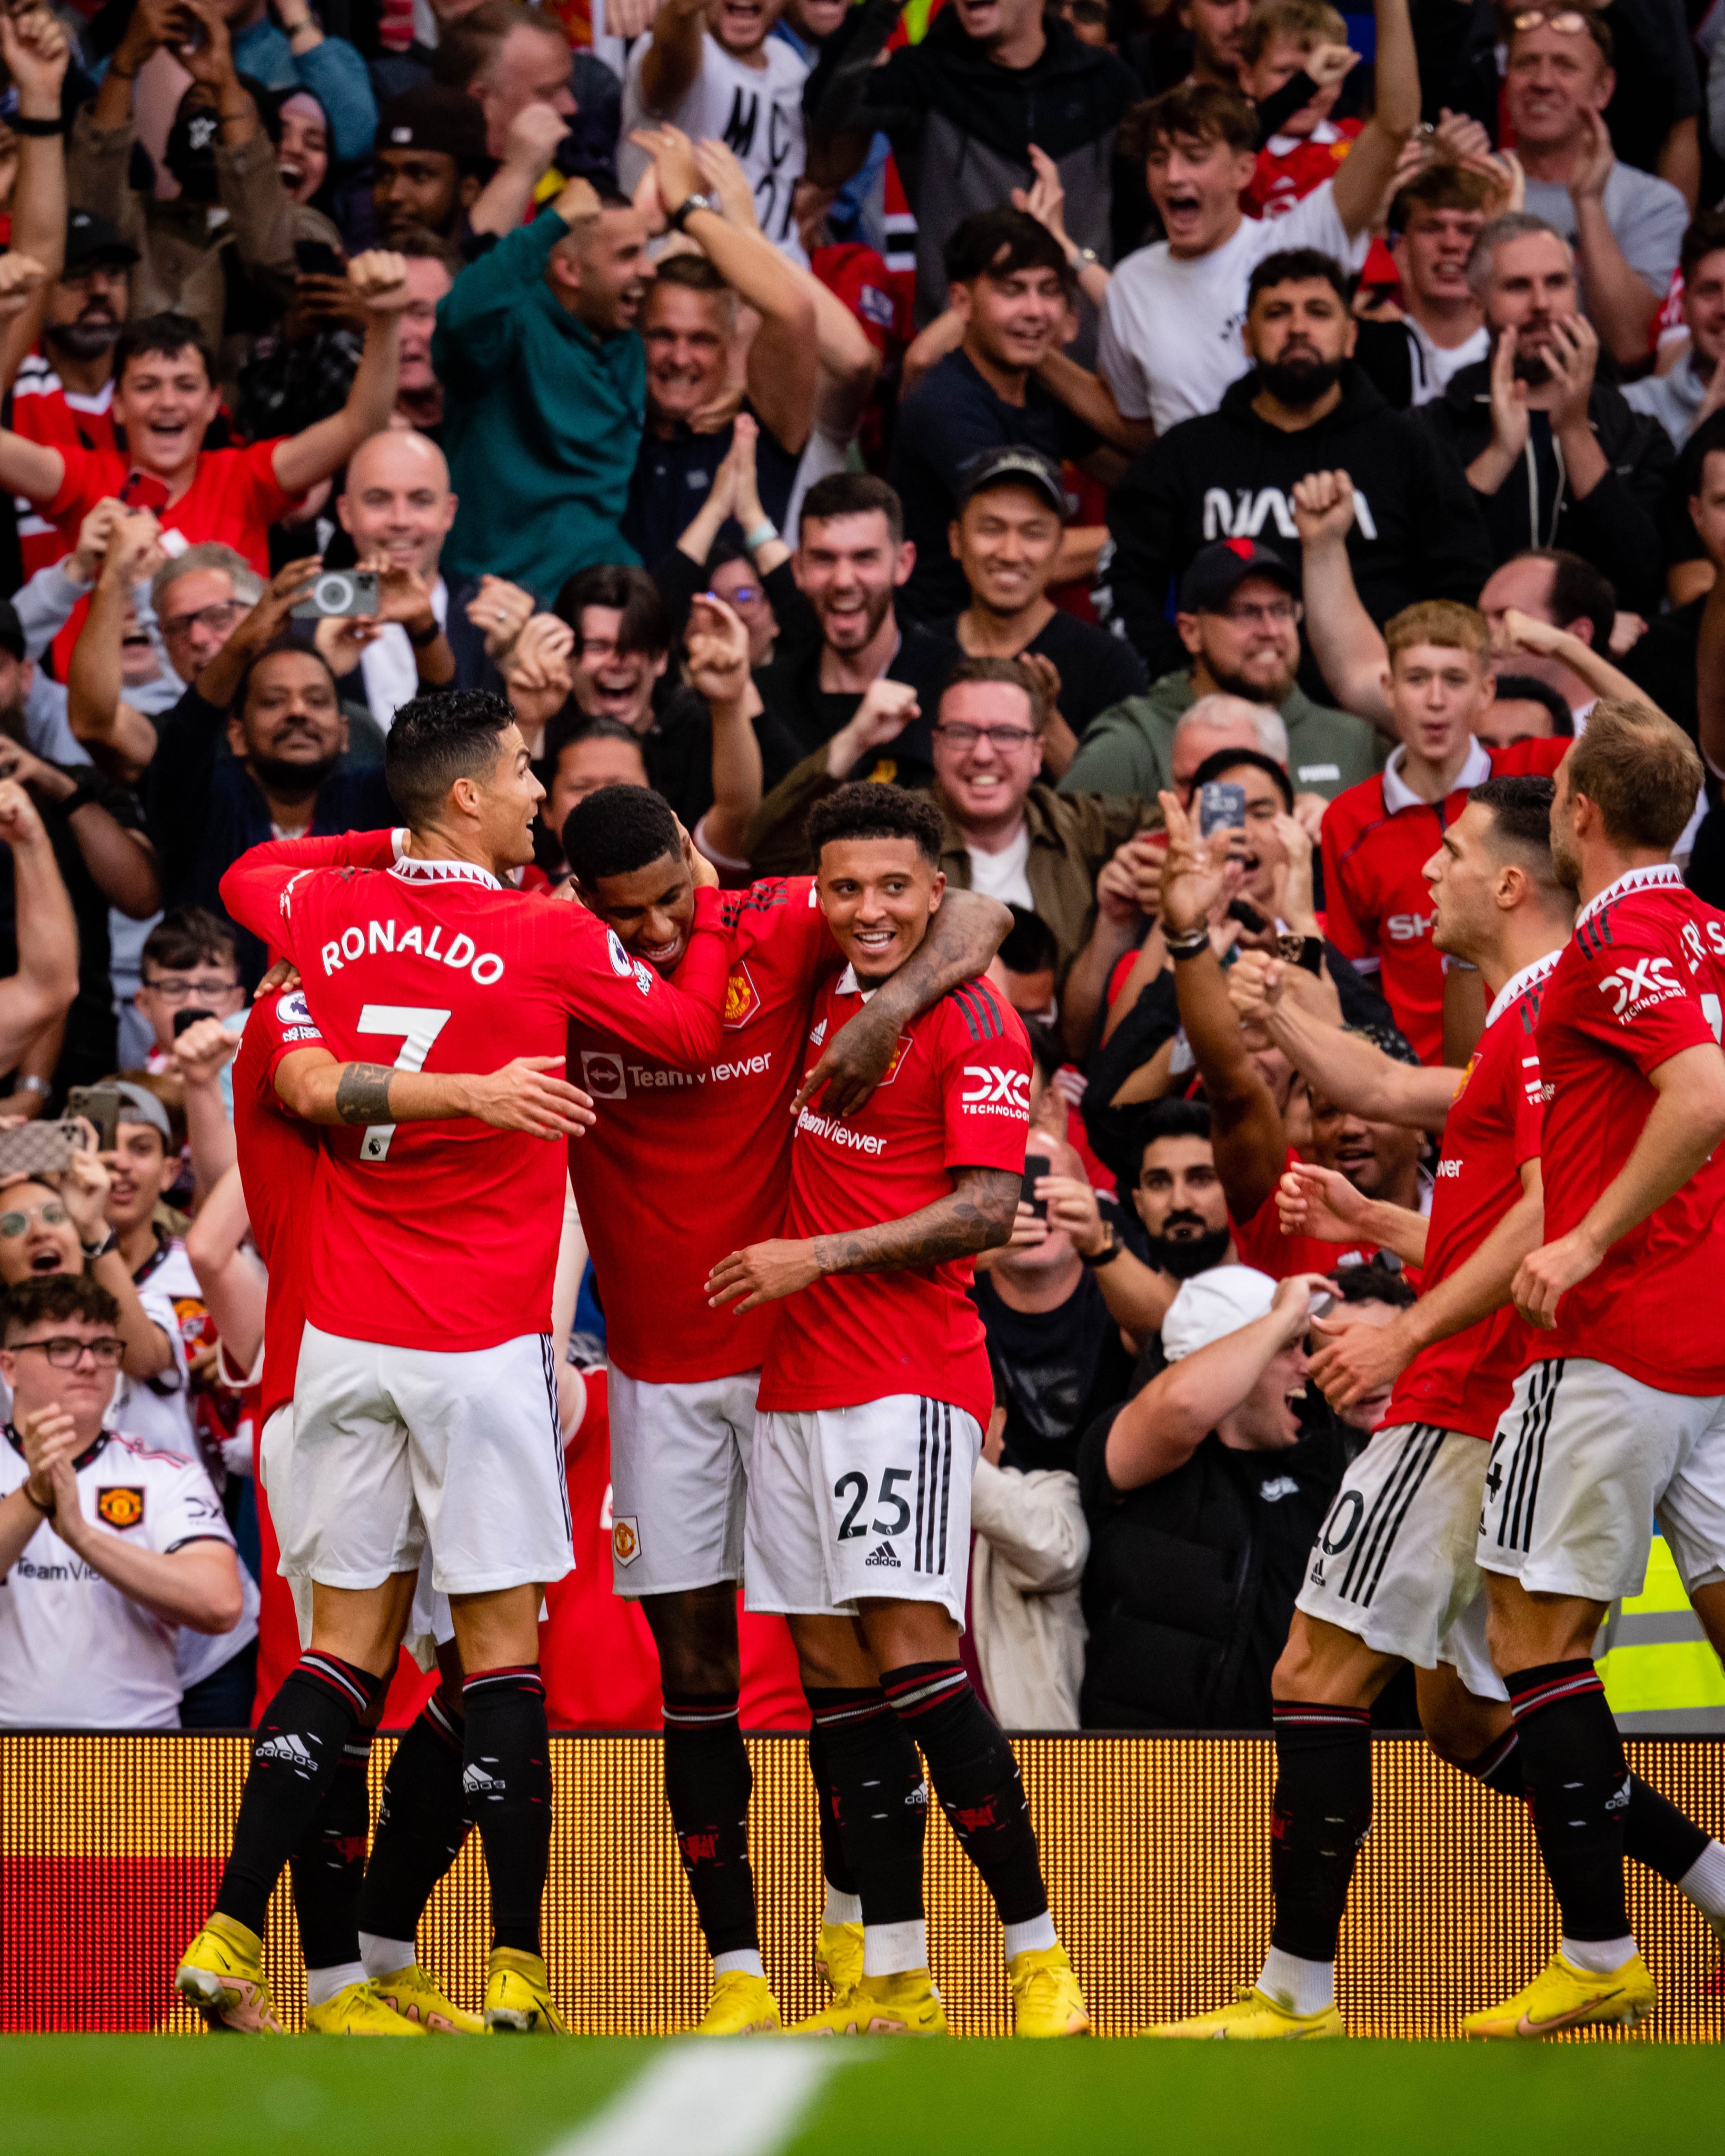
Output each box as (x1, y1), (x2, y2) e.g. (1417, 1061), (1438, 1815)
(816, 1920), (864, 1998)
(305, 1980), (426, 2034)
(174, 1914), (285, 2034)
(370, 1962), (486, 2033)
(483, 1946), (569, 2033)
(1145, 1988), (1347, 2040)
(790, 1969), (948, 2035)
(1462, 1950), (1656, 2040)
(696, 1970), (782, 2034)
(1009, 1944), (1091, 2037)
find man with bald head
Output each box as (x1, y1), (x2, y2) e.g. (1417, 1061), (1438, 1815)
(1064, 540), (1382, 805)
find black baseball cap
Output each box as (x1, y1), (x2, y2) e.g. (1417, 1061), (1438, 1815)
(954, 446), (1068, 515)
(0, 599), (22, 661)
(1178, 538), (1300, 614)
(64, 210), (139, 275)
(375, 85), (491, 171)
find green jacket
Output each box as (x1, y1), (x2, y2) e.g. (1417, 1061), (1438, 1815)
(435, 209), (647, 602)
(1059, 671), (1387, 804)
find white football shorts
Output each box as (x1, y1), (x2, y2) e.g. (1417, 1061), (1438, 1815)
(744, 1393), (983, 1625)
(277, 1326), (573, 1600)
(606, 1365), (757, 1597)
(1477, 1357), (1725, 1604)
(1296, 1420), (1504, 1702)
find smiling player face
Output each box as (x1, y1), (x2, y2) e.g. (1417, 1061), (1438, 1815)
(577, 847), (696, 973)
(816, 835), (946, 985)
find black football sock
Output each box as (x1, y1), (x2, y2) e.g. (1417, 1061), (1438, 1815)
(1506, 1661), (1632, 1947)
(806, 1719), (860, 1911)
(662, 1689), (760, 1963)
(1267, 1703), (1373, 1966)
(291, 1731), (373, 1986)
(881, 1662), (1052, 1953)
(215, 1652), (387, 1939)
(1460, 1729), (1711, 1883)
(805, 1685), (928, 1962)
(357, 1692), (471, 1971)
(463, 1666), (552, 1956)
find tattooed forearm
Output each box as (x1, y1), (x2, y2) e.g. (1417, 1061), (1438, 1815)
(812, 1169), (1019, 1279)
(334, 1062), (395, 1125)
(864, 891), (1012, 1025)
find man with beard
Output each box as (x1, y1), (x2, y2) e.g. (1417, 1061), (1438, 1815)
(1064, 538), (1381, 805)
(144, 561), (393, 981)
(1107, 251), (1493, 678)
(9, 214), (136, 587)
(1418, 216), (1673, 616)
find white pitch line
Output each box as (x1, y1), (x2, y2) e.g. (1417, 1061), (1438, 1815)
(544, 2045), (845, 2156)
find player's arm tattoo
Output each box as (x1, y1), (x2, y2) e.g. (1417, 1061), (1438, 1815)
(812, 1167), (1019, 1279)
(334, 1062), (395, 1125)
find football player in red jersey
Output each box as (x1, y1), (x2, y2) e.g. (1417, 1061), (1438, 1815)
(561, 780), (1009, 2033)
(182, 689), (733, 2037)
(1466, 703), (1725, 2039)
(1153, 774), (1725, 2037)
(706, 784), (1088, 2039)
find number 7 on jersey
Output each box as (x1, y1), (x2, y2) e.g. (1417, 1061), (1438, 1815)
(355, 1004), (451, 1161)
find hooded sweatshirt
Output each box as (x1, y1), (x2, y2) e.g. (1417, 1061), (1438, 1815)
(1416, 358), (1675, 616)
(1106, 365), (1495, 676)
(809, 0), (1139, 342)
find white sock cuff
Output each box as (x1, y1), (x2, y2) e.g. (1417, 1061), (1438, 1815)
(1559, 1933), (1638, 1974)
(305, 1959), (368, 2007)
(824, 1884), (863, 1927)
(358, 1932), (417, 1982)
(1002, 1913), (1057, 1960)
(712, 1948), (765, 1979)
(1678, 1839), (1725, 1923)
(862, 1919), (927, 1977)
(1258, 1945), (1335, 2016)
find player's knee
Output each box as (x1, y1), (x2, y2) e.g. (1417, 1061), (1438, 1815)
(1271, 1614), (1372, 1706)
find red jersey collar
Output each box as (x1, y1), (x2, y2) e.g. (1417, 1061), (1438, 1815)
(1381, 736), (1493, 816)
(1573, 861), (1682, 934)
(1485, 946), (1563, 1028)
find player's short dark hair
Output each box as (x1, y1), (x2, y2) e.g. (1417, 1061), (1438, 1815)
(3, 1272), (121, 1341)
(1000, 905), (1058, 978)
(1124, 80), (1257, 162)
(941, 654), (1047, 735)
(943, 208), (1073, 294)
(114, 312), (216, 388)
(1513, 547), (1616, 658)
(141, 905), (238, 979)
(1247, 248), (1351, 312)
(386, 686), (519, 826)
(553, 563), (670, 659)
(1469, 775), (1559, 885)
(563, 783), (682, 886)
(806, 781), (944, 867)
(1564, 699), (1703, 853)
(542, 708), (646, 783)
(797, 471), (904, 548)
(1331, 1256), (1415, 1309)
(1131, 1096), (1213, 1177)
(1188, 744), (1295, 811)
(1489, 673), (1574, 738)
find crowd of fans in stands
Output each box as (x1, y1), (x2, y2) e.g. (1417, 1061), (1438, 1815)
(1, 0), (1722, 1736)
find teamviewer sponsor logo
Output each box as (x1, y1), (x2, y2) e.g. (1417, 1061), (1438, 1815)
(960, 1065), (1030, 1115)
(582, 1051), (627, 1099)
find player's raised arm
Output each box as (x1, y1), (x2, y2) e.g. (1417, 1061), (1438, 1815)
(552, 874), (732, 1072)
(1229, 950), (1459, 1134)
(218, 828), (404, 961)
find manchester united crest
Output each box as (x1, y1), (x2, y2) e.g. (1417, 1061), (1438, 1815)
(96, 1486), (145, 1530)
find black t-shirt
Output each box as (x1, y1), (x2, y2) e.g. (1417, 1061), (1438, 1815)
(890, 351), (1099, 623)
(622, 404), (804, 571)
(972, 1268), (1135, 1474)
(927, 607), (1148, 741)
(754, 617), (962, 791)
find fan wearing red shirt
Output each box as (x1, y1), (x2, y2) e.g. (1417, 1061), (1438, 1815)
(181, 688), (730, 2039)
(1468, 705), (1725, 2040)
(1320, 601), (1569, 1064)
(706, 784), (1088, 2041)
(560, 782), (1007, 2034)
(0, 253), (415, 578)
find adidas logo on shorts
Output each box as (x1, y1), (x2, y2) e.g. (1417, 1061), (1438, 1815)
(864, 1543), (901, 1569)
(254, 1732), (317, 1774)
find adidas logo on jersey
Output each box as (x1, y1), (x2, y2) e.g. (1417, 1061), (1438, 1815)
(864, 1542), (901, 1569)
(254, 1732), (318, 1774)
(463, 1762), (506, 1799)
(809, 1019), (827, 1047)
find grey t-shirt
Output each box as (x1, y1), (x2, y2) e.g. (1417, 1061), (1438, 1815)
(1521, 162), (1688, 302)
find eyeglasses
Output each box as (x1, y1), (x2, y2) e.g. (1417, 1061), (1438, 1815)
(722, 585), (764, 607)
(162, 600), (245, 638)
(141, 974), (242, 1004)
(9, 1335), (125, 1369)
(933, 723), (1037, 750)
(1217, 599), (1302, 626)
(1510, 8), (1592, 29)
(0, 1201), (67, 1239)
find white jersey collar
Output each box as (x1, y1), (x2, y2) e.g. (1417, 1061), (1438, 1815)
(1381, 735), (1493, 815)
(389, 849), (498, 888)
(835, 964), (881, 1004)
(1574, 860), (1682, 934)
(1485, 947), (1563, 1029)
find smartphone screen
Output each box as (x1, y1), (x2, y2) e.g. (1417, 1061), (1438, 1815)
(1199, 781), (1248, 839)
(119, 469), (171, 515)
(1021, 1152), (1051, 1220)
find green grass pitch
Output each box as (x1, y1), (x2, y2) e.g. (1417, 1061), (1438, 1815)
(6, 2035), (1719, 2156)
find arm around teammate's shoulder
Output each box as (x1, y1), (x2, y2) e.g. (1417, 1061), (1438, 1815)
(549, 881), (730, 1070)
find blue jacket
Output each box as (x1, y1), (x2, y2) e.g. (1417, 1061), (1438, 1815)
(232, 21), (378, 165)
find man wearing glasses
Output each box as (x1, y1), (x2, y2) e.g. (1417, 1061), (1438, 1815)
(0, 1273), (244, 1730)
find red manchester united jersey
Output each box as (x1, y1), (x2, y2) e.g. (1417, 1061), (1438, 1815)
(1386, 950), (1557, 1438)
(1321, 737), (1569, 1062)
(1530, 863), (1725, 1392)
(568, 876), (844, 1384)
(221, 843), (732, 1354)
(757, 973), (1031, 1433)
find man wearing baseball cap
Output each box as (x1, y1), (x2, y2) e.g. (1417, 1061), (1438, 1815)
(1104, 248), (1493, 678)
(371, 87), (492, 248)
(926, 447), (1146, 774)
(1063, 537), (1382, 805)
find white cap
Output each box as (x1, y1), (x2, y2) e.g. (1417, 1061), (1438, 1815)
(1161, 1265), (1279, 1362)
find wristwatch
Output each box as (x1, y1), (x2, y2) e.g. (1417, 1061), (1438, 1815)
(82, 1230), (117, 1262)
(406, 617), (442, 648)
(1080, 1222), (1123, 1267)
(668, 191), (721, 233)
